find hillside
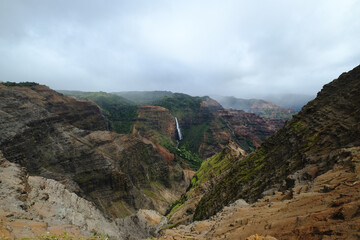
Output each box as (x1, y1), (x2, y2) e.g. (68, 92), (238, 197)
(59, 90), (137, 134)
(145, 94), (284, 166)
(162, 65), (360, 239)
(0, 84), (190, 221)
(213, 96), (296, 120)
(0, 65), (359, 239)
(60, 90), (284, 170)
(113, 90), (174, 105)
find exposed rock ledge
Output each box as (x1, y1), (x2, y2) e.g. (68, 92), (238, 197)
(0, 151), (167, 239)
(156, 147), (360, 239)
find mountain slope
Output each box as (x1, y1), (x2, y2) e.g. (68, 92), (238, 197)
(0, 151), (123, 239)
(113, 90), (174, 105)
(0, 84), (189, 219)
(59, 90), (284, 168)
(165, 64), (360, 229)
(193, 64), (360, 220)
(159, 153), (360, 239)
(152, 94), (284, 158)
(59, 90), (137, 134)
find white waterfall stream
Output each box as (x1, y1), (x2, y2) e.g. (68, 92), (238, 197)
(175, 117), (182, 140)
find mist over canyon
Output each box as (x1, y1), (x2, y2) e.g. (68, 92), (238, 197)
(0, 65), (359, 239)
(1, 1), (360, 239)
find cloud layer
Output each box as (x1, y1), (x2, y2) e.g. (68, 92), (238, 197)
(1, 0), (359, 97)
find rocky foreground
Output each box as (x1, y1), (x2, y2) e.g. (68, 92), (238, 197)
(157, 146), (360, 239)
(0, 151), (173, 239)
(157, 65), (360, 239)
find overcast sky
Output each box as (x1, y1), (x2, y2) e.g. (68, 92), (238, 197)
(0, 0), (359, 98)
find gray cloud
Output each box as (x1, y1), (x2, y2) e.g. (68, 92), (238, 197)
(0, 0), (359, 98)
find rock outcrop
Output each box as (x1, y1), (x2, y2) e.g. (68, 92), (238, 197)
(118, 209), (167, 239)
(133, 105), (177, 141)
(158, 149), (360, 239)
(0, 84), (107, 145)
(0, 84), (189, 220)
(166, 142), (246, 227)
(0, 151), (173, 240)
(0, 151), (123, 239)
(143, 95), (284, 160)
(191, 65), (360, 221)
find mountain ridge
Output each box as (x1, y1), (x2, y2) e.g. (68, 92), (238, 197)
(213, 95), (296, 120)
(162, 65), (360, 237)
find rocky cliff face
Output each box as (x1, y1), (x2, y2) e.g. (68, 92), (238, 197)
(198, 107), (284, 158)
(0, 84), (188, 220)
(169, 65), (360, 227)
(189, 97), (284, 158)
(166, 142), (247, 227)
(133, 105), (177, 142)
(0, 84), (107, 145)
(158, 65), (360, 239)
(0, 151), (123, 239)
(158, 149), (360, 239)
(0, 151), (172, 240)
(147, 95), (284, 160)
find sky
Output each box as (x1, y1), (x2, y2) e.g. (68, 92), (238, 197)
(0, 0), (359, 98)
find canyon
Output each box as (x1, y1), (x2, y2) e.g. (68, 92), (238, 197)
(0, 65), (359, 239)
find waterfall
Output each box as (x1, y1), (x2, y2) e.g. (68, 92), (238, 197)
(175, 117), (182, 140)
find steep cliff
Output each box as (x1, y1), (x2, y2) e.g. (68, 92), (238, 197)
(60, 90), (284, 169)
(178, 65), (360, 222)
(159, 150), (360, 239)
(157, 66), (360, 239)
(0, 151), (173, 240)
(0, 84), (189, 219)
(0, 151), (123, 239)
(153, 95), (284, 159)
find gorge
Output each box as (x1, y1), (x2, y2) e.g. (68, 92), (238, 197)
(0, 65), (359, 239)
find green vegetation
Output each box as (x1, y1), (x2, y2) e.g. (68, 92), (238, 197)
(60, 91), (137, 134)
(1, 81), (39, 87)
(181, 122), (210, 154)
(175, 146), (203, 170)
(152, 129), (202, 171)
(193, 145), (269, 221)
(166, 194), (187, 219)
(153, 93), (218, 158)
(153, 93), (205, 119)
(113, 91), (174, 104)
(190, 150), (232, 189)
(292, 120), (303, 132)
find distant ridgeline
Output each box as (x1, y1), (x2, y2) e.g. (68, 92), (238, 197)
(213, 96), (297, 120)
(1, 81), (39, 87)
(60, 90), (284, 171)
